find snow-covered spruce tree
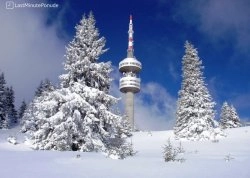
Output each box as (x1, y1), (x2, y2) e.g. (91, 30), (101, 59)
(35, 79), (55, 98)
(229, 105), (242, 127)
(21, 79), (55, 132)
(0, 73), (18, 128)
(219, 102), (231, 129)
(18, 100), (27, 121)
(5, 86), (17, 125)
(0, 73), (7, 129)
(220, 102), (241, 129)
(21, 100), (38, 133)
(175, 41), (222, 141)
(25, 12), (132, 159)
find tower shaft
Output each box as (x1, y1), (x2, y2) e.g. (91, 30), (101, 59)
(125, 92), (134, 130)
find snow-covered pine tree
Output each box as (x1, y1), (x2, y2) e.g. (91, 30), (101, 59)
(21, 79), (54, 132)
(0, 73), (7, 129)
(175, 41), (221, 141)
(24, 12), (132, 159)
(18, 100), (27, 120)
(229, 105), (242, 127)
(21, 100), (38, 133)
(220, 102), (231, 129)
(35, 79), (55, 97)
(220, 102), (241, 129)
(5, 86), (17, 125)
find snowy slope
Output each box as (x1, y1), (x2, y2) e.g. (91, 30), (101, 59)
(0, 127), (250, 178)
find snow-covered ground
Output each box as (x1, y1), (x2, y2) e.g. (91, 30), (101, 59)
(0, 126), (250, 178)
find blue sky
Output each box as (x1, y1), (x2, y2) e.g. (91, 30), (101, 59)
(1, 0), (250, 129)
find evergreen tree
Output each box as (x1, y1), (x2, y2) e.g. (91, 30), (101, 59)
(175, 41), (221, 140)
(220, 102), (241, 129)
(18, 100), (27, 120)
(0, 73), (7, 129)
(60, 12), (109, 92)
(230, 105), (242, 127)
(5, 86), (17, 125)
(22, 79), (54, 131)
(220, 102), (230, 128)
(23, 12), (132, 159)
(21, 101), (38, 133)
(35, 79), (54, 97)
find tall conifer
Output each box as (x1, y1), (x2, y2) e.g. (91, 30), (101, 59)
(23, 12), (132, 159)
(175, 41), (220, 140)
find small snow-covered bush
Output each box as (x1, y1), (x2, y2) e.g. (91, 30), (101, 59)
(107, 140), (135, 159)
(163, 139), (177, 162)
(224, 154), (234, 162)
(76, 154), (81, 158)
(147, 131), (152, 136)
(211, 139), (219, 143)
(7, 136), (17, 145)
(163, 138), (185, 162)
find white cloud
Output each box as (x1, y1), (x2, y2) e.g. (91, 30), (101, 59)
(0, 7), (65, 106)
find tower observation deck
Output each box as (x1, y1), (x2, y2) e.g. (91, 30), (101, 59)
(119, 15), (141, 131)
